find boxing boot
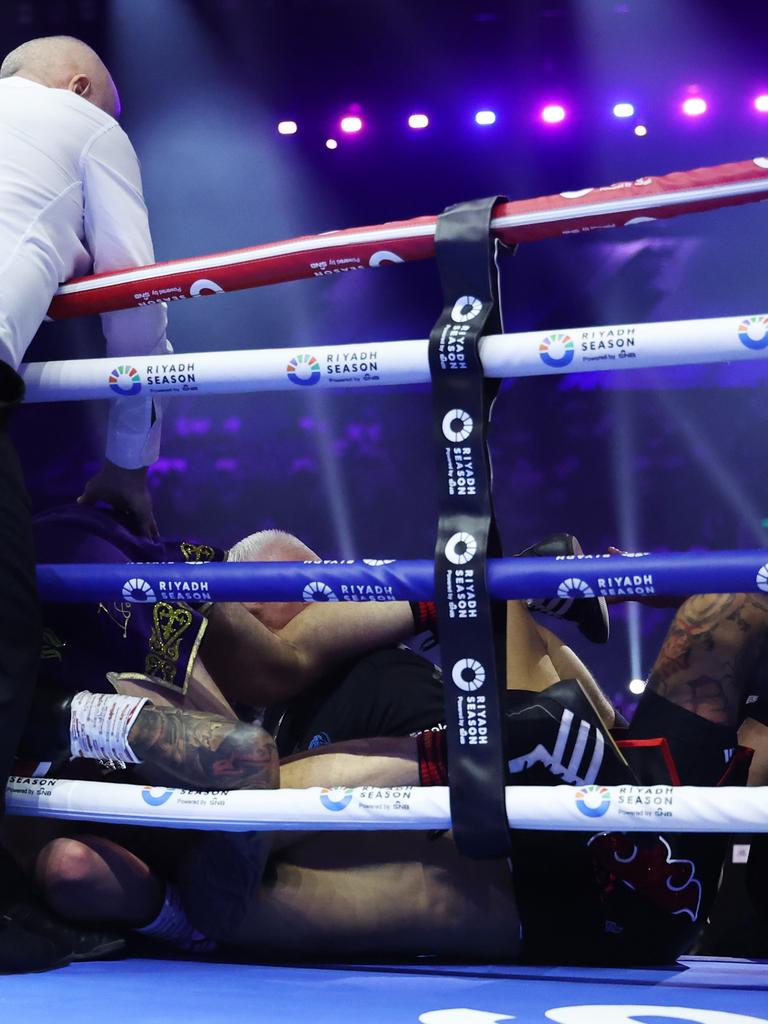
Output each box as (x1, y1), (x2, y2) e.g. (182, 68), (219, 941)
(519, 533), (610, 644)
(504, 678), (635, 786)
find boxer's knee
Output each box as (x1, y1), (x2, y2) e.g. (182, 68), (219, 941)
(36, 837), (101, 912)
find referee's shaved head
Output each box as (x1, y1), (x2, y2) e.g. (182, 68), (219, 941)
(0, 36), (120, 119)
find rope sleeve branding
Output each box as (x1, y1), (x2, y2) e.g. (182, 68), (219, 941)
(428, 196), (511, 858)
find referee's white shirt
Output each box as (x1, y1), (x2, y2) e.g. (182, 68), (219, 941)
(0, 75), (171, 468)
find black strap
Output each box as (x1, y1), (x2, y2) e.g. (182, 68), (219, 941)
(428, 196), (512, 858)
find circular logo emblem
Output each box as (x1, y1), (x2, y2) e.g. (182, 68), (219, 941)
(141, 787), (174, 807)
(451, 658), (486, 692)
(121, 578), (157, 603)
(575, 785), (611, 818)
(737, 315), (768, 351)
(287, 354), (321, 386)
(450, 295), (483, 323)
(445, 532), (478, 565)
(442, 408), (473, 443)
(189, 278), (224, 297)
(320, 786), (354, 811)
(756, 563), (768, 593)
(108, 365), (141, 396)
(362, 559), (396, 566)
(556, 577), (595, 599)
(538, 333), (575, 368)
(302, 581), (339, 602)
(369, 250), (405, 267)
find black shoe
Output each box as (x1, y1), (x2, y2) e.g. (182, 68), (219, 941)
(505, 678), (635, 786)
(519, 533), (610, 644)
(9, 900), (126, 962)
(0, 912), (72, 974)
(17, 686), (73, 762)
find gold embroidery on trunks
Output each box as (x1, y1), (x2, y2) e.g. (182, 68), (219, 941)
(180, 541), (216, 562)
(97, 601), (132, 639)
(145, 602), (193, 684)
(41, 628), (65, 660)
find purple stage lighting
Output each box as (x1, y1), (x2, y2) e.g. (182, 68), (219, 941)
(277, 120), (298, 135)
(682, 96), (707, 117)
(612, 102), (634, 119)
(541, 104), (566, 124)
(340, 115), (363, 133)
(755, 95), (768, 113)
(474, 110), (496, 126)
(408, 113), (429, 129)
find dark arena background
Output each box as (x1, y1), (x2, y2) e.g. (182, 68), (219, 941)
(4, 0), (768, 1001)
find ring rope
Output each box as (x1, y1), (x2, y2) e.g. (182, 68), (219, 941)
(47, 157), (768, 320)
(35, 551), (768, 604)
(20, 312), (768, 404)
(7, 777), (768, 833)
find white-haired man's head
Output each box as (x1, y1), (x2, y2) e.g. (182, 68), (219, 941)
(0, 36), (120, 118)
(227, 529), (320, 630)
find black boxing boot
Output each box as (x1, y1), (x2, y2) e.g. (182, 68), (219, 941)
(519, 533), (609, 644)
(504, 678), (634, 786)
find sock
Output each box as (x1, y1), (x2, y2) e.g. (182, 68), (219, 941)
(410, 600), (438, 635)
(416, 727), (448, 786)
(135, 882), (217, 953)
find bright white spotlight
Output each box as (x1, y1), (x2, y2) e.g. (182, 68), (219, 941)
(634, 124), (648, 137)
(277, 120), (298, 135)
(682, 96), (707, 117)
(755, 94), (768, 113)
(325, 138), (338, 150)
(340, 115), (363, 133)
(541, 104), (567, 124)
(475, 109), (496, 126)
(408, 113), (429, 129)
(628, 679), (646, 695)
(613, 102), (635, 118)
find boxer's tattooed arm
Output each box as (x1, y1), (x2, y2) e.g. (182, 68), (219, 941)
(127, 708), (279, 791)
(646, 593), (768, 727)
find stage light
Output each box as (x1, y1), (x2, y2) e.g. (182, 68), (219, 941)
(325, 138), (338, 150)
(408, 113), (429, 129)
(474, 109), (496, 126)
(634, 124), (648, 136)
(755, 95), (768, 113)
(277, 120), (298, 135)
(612, 102), (635, 118)
(340, 115), (363, 133)
(541, 104), (566, 124)
(682, 96), (707, 117)
(628, 679), (646, 695)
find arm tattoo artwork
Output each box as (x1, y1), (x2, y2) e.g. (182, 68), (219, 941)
(128, 707), (279, 791)
(647, 593), (768, 724)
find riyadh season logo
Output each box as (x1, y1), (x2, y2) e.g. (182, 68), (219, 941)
(368, 250), (404, 267)
(286, 353), (321, 386)
(320, 786), (354, 811)
(445, 532), (477, 565)
(575, 785), (611, 818)
(538, 333), (575, 368)
(450, 295), (483, 323)
(756, 563), (768, 593)
(302, 581), (339, 602)
(189, 278), (224, 297)
(121, 578), (157, 603)
(452, 658), (486, 692)
(362, 559), (396, 566)
(557, 577), (596, 599)
(108, 365), (142, 396)
(442, 408), (473, 443)
(142, 787), (174, 807)
(737, 315), (768, 351)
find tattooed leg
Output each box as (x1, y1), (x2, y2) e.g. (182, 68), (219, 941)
(127, 707), (279, 791)
(646, 593), (768, 728)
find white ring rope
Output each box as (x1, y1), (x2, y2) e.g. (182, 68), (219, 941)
(19, 312), (768, 403)
(7, 777), (768, 833)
